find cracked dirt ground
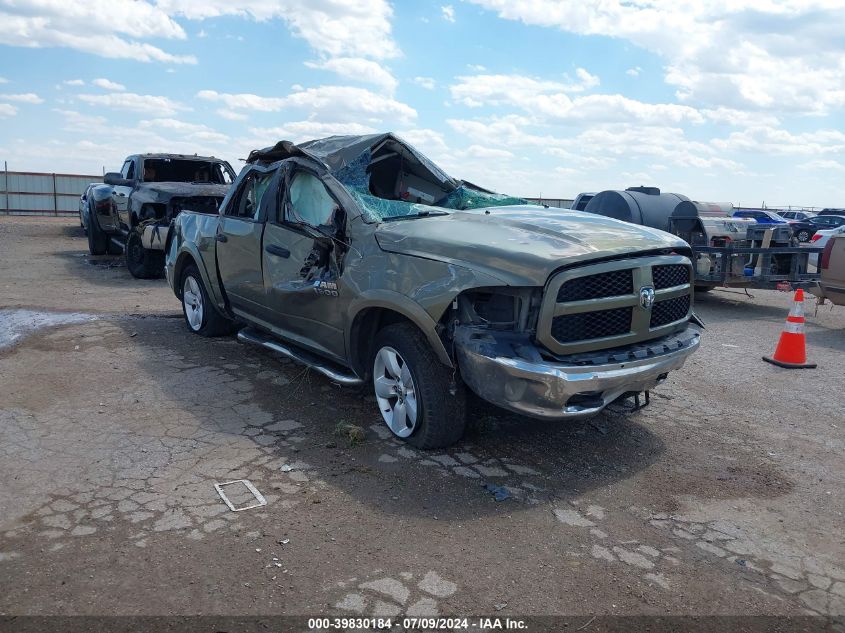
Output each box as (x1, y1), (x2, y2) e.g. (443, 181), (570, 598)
(0, 217), (843, 617)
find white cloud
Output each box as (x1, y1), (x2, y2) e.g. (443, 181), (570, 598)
(451, 74), (702, 125)
(78, 92), (190, 116)
(466, 0), (845, 115)
(450, 72), (599, 108)
(196, 90), (285, 112)
(465, 144), (513, 160)
(798, 159), (845, 172)
(158, 0), (400, 60)
(447, 115), (740, 172)
(139, 118), (230, 144)
(304, 57), (397, 93)
(396, 128), (450, 157)
(575, 68), (599, 90)
(53, 109), (108, 132)
(0, 1), (196, 64)
(92, 78), (126, 91)
(413, 76), (436, 90)
(216, 109), (248, 121)
(63, 79), (85, 86)
(625, 67), (641, 77)
(0, 103), (17, 117)
(702, 107), (779, 127)
(442, 5), (455, 22)
(0, 76), (8, 84)
(467, 64), (486, 72)
(249, 121), (378, 143)
(198, 86), (416, 123)
(0, 93), (43, 104)
(712, 126), (845, 156)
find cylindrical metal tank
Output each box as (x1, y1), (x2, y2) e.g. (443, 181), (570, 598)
(582, 187), (689, 232)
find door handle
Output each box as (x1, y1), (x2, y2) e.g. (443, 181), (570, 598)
(265, 244), (290, 258)
(215, 233), (228, 243)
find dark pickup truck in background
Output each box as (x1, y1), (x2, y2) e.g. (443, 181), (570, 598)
(86, 153), (235, 278)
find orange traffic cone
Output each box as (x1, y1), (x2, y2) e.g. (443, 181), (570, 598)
(763, 289), (816, 369)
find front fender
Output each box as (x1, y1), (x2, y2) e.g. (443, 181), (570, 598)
(346, 290), (453, 368)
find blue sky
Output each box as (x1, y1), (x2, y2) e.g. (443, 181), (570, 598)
(1, 0), (843, 207)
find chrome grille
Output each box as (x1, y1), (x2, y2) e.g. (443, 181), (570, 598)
(551, 307), (632, 343)
(653, 264), (690, 290)
(537, 255), (694, 355)
(557, 269), (633, 302)
(650, 295), (691, 328)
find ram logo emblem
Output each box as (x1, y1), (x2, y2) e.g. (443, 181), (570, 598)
(639, 286), (656, 309)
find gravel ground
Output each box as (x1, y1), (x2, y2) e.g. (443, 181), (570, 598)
(0, 217), (843, 622)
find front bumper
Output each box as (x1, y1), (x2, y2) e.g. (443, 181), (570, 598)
(455, 326), (700, 419)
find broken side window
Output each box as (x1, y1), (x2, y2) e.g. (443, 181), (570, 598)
(228, 171), (273, 220)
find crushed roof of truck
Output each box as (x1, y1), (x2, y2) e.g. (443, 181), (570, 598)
(246, 133), (529, 221)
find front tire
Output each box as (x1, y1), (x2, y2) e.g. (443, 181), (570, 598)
(371, 323), (466, 449)
(125, 227), (164, 279)
(796, 229), (811, 242)
(180, 264), (235, 337)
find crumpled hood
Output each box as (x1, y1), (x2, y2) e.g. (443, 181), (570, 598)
(374, 205), (690, 286)
(136, 182), (230, 199)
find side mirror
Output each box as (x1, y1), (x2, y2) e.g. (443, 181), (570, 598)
(104, 172), (131, 186)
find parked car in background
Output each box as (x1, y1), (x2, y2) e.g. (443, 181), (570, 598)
(87, 154), (235, 277)
(777, 210), (816, 220)
(732, 209), (789, 224)
(165, 133), (701, 448)
(818, 208), (845, 216)
(807, 222), (845, 267)
(789, 215), (845, 243)
(78, 182), (99, 233)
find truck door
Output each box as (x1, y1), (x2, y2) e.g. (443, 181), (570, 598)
(215, 167), (275, 317)
(113, 159), (136, 228)
(261, 169), (349, 363)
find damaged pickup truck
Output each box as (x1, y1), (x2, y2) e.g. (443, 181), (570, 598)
(165, 133), (700, 448)
(87, 153), (235, 278)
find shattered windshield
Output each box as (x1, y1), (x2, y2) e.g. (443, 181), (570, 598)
(333, 147), (527, 222)
(142, 159), (234, 185)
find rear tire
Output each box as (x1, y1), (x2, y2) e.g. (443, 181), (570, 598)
(86, 202), (108, 255)
(371, 323), (466, 449)
(125, 227), (164, 279)
(180, 264), (235, 337)
(796, 229), (811, 242)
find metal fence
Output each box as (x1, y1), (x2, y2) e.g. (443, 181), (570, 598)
(0, 167), (101, 216)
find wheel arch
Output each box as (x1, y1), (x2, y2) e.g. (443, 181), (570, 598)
(172, 246), (225, 312)
(347, 295), (453, 379)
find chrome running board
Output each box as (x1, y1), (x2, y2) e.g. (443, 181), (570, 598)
(237, 327), (363, 386)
